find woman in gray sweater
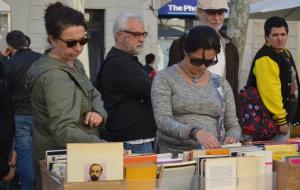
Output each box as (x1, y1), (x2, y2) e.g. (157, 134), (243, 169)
(151, 26), (241, 156)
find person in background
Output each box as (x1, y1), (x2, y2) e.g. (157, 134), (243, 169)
(0, 62), (15, 183)
(96, 12), (156, 153)
(247, 16), (300, 142)
(3, 30), (41, 190)
(168, 0), (240, 116)
(26, 2), (107, 189)
(152, 26), (241, 156)
(144, 53), (156, 79)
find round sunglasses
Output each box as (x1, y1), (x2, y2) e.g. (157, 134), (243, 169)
(58, 37), (89, 48)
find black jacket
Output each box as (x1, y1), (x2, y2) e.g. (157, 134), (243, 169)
(3, 48), (41, 115)
(247, 43), (300, 125)
(0, 62), (14, 178)
(96, 47), (156, 141)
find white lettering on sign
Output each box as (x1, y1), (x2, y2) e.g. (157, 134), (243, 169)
(168, 4), (183, 11)
(183, 5), (196, 12)
(167, 4), (196, 12)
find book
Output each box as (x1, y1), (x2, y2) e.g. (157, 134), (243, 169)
(235, 156), (258, 190)
(289, 158), (300, 165)
(158, 161), (196, 190)
(157, 157), (183, 165)
(226, 145), (262, 153)
(67, 143), (123, 182)
(124, 163), (157, 180)
(204, 157), (237, 190)
(243, 150), (273, 174)
(124, 163), (157, 190)
(190, 149), (206, 160)
(195, 154), (230, 176)
(273, 152), (299, 161)
(221, 142), (242, 148)
(206, 148), (230, 155)
(264, 144), (298, 153)
(287, 138), (300, 151)
(123, 154), (157, 165)
(45, 149), (67, 172)
(156, 153), (172, 159)
(178, 151), (192, 161)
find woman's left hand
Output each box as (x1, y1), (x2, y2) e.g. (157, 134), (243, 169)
(224, 136), (238, 144)
(84, 111), (103, 128)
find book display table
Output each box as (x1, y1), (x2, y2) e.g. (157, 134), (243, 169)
(40, 161), (281, 190)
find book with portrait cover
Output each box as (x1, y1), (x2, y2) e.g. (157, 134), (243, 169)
(67, 143), (123, 182)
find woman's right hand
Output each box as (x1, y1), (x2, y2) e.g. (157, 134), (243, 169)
(194, 130), (221, 149)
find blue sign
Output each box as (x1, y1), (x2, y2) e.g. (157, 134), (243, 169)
(158, 0), (197, 18)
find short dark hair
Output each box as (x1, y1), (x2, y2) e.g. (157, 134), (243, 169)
(264, 16), (288, 37)
(6, 30), (29, 49)
(89, 163), (103, 173)
(44, 1), (86, 40)
(183, 26), (220, 54)
(145, 53), (155, 65)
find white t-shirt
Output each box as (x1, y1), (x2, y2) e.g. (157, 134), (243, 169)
(208, 42), (226, 77)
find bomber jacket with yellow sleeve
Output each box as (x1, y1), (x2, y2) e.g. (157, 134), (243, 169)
(247, 43), (300, 126)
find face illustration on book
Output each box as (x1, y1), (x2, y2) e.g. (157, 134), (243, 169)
(89, 163), (103, 182)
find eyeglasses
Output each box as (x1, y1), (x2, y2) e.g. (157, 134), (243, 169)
(189, 54), (218, 67)
(203, 9), (227, 15)
(58, 36), (89, 48)
(121, 30), (148, 38)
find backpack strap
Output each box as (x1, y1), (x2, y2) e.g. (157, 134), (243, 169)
(211, 74), (225, 143)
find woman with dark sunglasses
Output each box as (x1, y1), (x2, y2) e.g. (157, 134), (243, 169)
(151, 26), (241, 156)
(26, 2), (107, 189)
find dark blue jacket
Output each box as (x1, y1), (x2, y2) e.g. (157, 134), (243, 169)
(3, 48), (41, 115)
(0, 62), (14, 178)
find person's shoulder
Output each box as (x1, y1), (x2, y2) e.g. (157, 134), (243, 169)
(31, 50), (42, 57)
(211, 73), (230, 88)
(156, 64), (178, 80)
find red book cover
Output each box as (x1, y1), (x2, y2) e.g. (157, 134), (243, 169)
(124, 154), (157, 165)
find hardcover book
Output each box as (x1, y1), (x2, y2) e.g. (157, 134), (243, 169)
(158, 161), (197, 190)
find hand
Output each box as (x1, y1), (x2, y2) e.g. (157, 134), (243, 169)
(84, 111), (103, 128)
(279, 124), (289, 135)
(224, 136), (238, 144)
(8, 150), (17, 166)
(195, 130), (221, 149)
(2, 166), (15, 182)
(3, 47), (11, 57)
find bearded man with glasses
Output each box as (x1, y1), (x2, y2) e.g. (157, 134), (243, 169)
(96, 12), (157, 154)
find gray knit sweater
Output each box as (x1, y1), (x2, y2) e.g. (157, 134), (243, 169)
(151, 64), (241, 156)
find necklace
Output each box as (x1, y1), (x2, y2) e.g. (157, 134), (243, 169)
(179, 62), (206, 84)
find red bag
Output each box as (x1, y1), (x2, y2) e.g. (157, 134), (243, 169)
(239, 86), (278, 141)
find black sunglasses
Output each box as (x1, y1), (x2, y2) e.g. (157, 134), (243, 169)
(58, 36), (89, 48)
(189, 54), (218, 67)
(121, 30), (148, 38)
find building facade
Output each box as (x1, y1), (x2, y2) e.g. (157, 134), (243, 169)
(3, 0), (158, 80)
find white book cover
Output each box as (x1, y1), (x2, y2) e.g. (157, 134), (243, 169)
(204, 157), (237, 190)
(158, 161), (196, 190)
(67, 143), (123, 182)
